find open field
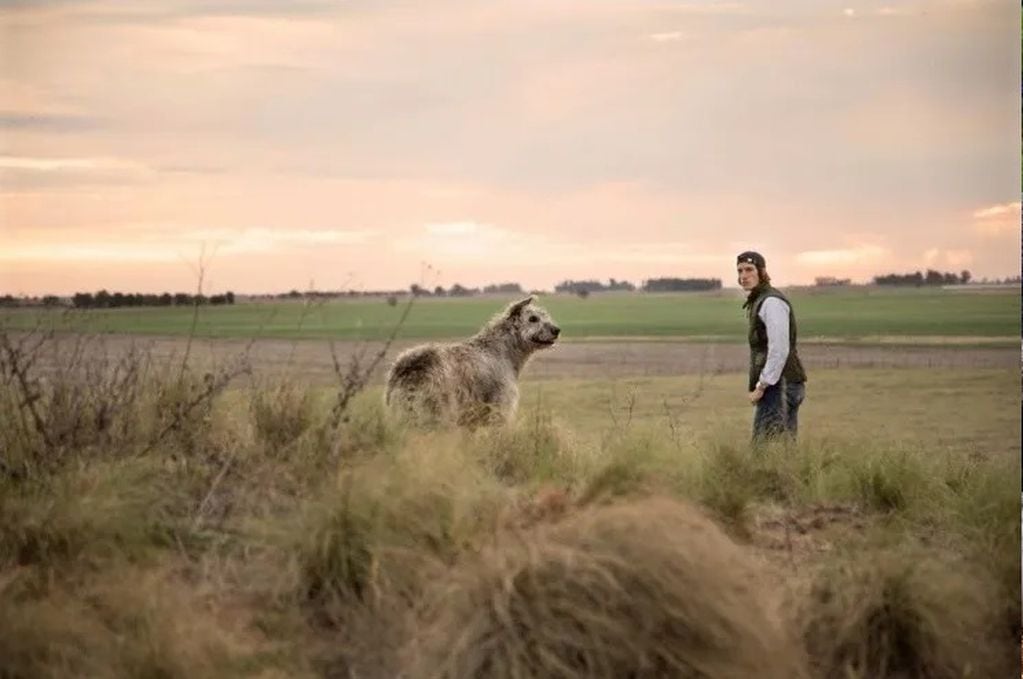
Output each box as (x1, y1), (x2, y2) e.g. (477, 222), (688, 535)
(2, 286), (1019, 343)
(1, 285), (1020, 678)
(15, 332), (1019, 389)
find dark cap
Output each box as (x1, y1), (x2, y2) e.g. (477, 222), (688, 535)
(736, 251), (766, 269)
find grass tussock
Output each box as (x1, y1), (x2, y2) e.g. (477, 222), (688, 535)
(472, 406), (578, 484)
(0, 565), (268, 679)
(249, 380), (317, 450)
(796, 542), (1017, 679)
(404, 496), (810, 679)
(284, 440), (512, 609)
(0, 460), (185, 577)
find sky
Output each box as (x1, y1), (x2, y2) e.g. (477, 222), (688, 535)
(1, 0), (1020, 295)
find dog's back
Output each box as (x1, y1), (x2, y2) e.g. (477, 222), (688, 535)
(385, 345), (440, 403)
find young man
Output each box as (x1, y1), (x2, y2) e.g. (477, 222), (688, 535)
(736, 251), (807, 443)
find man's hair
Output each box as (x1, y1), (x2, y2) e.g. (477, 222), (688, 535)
(736, 250), (770, 287)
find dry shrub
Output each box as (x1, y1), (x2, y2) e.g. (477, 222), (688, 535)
(0, 460), (184, 576)
(404, 496), (809, 679)
(576, 429), (672, 506)
(0, 589), (112, 679)
(249, 381), (316, 451)
(0, 565), (262, 679)
(0, 331), (153, 475)
(287, 438), (512, 609)
(796, 544), (1016, 679)
(943, 454), (1022, 637)
(274, 440), (513, 677)
(324, 392), (404, 460)
(473, 409), (577, 484)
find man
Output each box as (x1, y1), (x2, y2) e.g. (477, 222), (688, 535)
(736, 251), (807, 443)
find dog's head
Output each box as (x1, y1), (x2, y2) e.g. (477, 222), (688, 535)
(504, 296), (561, 350)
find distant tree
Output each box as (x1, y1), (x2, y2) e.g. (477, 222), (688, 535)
(483, 282), (524, 294)
(225, 291), (235, 304)
(73, 292), (94, 308)
(434, 285), (446, 296)
(874, 270), (964, 286)
(641, 277), (722, 292)
(555, 279), (604, 294)
(605, 278), (635, 291)
(448, 283), (475, 297)
(41, 295), (60, 307)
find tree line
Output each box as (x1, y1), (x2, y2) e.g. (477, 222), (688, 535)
(554, 278), (723, 294)
(70, 290), (236, 308)
(873, 270), (971, 286)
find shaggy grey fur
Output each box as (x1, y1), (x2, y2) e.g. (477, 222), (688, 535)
(384, 296), (560, 427)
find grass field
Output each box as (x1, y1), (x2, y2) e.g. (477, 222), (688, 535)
(2, 286), (1019, 343)
(0, 289), (1020, 677)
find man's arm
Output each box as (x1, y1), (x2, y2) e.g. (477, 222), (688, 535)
(756, 297), (790, 388)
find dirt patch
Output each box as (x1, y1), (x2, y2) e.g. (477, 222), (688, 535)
(18, 333), (1020, 386)
(751, 503), (868, 569)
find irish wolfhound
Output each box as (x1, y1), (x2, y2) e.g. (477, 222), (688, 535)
(384, 296), (560, 427)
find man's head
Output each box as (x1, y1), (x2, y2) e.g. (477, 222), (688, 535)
(736, 251), (770, 291)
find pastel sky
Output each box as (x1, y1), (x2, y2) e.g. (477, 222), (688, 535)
(1, 0), (1020, 295)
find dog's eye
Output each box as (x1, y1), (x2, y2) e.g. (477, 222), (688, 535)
(528, 315), (539, 323)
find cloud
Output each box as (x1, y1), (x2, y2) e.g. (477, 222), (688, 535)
(0, 155), (144, 171)
(971, 201), (1020, 237)
(648, 31), (685, 42)
(0, 111), (103, 131)
(795, 245), (889, 266)
(877, 7), (913, 16)
(396, 222), (724, 270)
(944, 249), (973, 268)
(923, 247), (973, 268)
(0, 0), (340, 20)
(182, 227), (376, 254)
(0, 155), (155, 191)
(0, 227), (376, 264)
(396, 221), (523, 259)
(972, 201), (1020, 219)
(0, 243), (180, 263)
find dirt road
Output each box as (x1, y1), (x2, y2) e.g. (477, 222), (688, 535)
(33, 334), (1018, 386)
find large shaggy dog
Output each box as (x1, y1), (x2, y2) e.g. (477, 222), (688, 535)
(384, 296), (560, 427)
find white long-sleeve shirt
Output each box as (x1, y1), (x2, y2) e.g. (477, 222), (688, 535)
(756, 296), (790, 387)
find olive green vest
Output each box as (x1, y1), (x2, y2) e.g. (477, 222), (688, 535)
(746, 287), (807, 391)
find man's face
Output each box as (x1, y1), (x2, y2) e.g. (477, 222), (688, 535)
(737, 263), (760, 291)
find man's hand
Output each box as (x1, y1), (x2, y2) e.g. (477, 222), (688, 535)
(749, 384), (766, 404)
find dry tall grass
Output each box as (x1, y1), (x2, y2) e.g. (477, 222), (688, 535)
(0, 327), (1018, 678)
(404, 496), (809, 679)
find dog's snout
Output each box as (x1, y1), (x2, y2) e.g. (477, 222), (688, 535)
(551, 325), (561, 337)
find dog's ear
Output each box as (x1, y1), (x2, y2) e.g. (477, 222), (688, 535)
(505, 295), (535, 318)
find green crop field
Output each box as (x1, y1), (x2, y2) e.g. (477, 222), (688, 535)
(1, 286), (1019, 343)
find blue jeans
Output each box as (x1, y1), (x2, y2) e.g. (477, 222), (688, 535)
(753, 380), (805, 443)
